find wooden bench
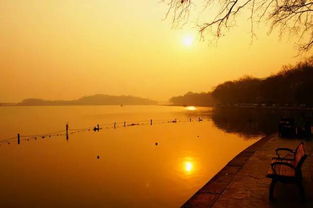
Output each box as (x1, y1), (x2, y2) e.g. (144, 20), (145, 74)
(266, 142), (307, 201)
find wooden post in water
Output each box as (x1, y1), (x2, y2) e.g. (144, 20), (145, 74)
(66, 124), (69, 140)
(124, 121), (126, 127)
(114, 122), (116, 129)
(150, 119), (153, 125)
(97, 124), (100, 131)
(17, 133), (20, 144)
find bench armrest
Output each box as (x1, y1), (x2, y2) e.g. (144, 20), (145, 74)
(275, 148), (294, 158)
(271, 162), (295, 175)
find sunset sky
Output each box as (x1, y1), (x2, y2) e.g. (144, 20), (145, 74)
(0, 0), (305, 102)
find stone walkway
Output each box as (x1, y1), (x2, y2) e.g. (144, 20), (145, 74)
(182, 135), (313, 208)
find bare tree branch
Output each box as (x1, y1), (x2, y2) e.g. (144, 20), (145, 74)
(164, 0), (313, 51)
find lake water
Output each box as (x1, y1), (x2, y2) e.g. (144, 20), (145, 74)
(0, 105), (259, 208)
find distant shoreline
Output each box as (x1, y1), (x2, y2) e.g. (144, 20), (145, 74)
(217, 104), (313, 111)
(0, 104), (160, 107)
(2, 104), (313, 111)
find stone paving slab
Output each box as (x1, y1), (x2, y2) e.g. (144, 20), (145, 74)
(182, 135), (313, 208)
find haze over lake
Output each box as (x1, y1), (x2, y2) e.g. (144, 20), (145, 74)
(0, 105), (259, 208)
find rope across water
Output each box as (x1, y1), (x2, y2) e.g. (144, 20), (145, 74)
(0, 117), (207, 145)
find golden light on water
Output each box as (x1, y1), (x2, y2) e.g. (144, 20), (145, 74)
(185, 106), (197, 111)
(184, 161), (193, 172)
(181, 157), (195, 175)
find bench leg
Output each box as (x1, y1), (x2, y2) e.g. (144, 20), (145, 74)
(269, 179), (277, 201)
(297, 181), (306, 201)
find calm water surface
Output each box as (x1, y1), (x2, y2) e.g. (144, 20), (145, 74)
(0, 106), (259, 208)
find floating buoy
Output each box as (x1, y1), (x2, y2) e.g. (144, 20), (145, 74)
(97, 155), (100, 159)
(128, 123), (138, 126)
(155, 142), (158, 146)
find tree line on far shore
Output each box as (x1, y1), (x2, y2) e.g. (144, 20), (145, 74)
(170, 57), (313, 106)
(169, 92), (215, 106)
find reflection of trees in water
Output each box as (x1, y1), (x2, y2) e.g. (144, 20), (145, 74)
(211, 107), (313, 138)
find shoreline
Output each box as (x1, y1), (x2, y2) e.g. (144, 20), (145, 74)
(216, 105), (313, 111)
(182, 135), (272, 207)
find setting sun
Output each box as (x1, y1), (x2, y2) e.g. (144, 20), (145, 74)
(182, 35), (194, 46)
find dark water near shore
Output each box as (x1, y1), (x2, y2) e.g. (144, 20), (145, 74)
(0, 106), (263, 208)
(212, 107), (313, 137)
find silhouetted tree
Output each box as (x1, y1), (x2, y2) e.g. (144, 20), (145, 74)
(212, 76), (261, 104)
(165, 0), (313, 51)
(170, 91), (215, 106)
(212, 57), (313, 105)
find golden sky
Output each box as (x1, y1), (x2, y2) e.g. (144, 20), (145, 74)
(0, 0), (304, 102)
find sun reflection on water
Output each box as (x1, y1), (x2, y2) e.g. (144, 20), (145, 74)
(184, 161), (193, 172)
(181, 157), (196, 176)
(185, 106), (197, 111)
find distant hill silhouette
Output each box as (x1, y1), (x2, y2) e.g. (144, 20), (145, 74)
(17, 94), (157, 106)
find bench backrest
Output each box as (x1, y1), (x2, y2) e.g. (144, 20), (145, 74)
(293, 143), (306, 169)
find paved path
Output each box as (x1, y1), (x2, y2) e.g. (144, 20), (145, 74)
(182, 135), (313, 208)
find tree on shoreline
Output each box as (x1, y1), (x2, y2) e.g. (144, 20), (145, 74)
(170, 91), (215, 106)
(212, 57), (313, 105)
(164, 0), (313, 51)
